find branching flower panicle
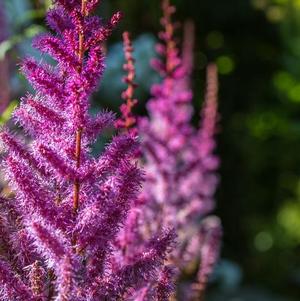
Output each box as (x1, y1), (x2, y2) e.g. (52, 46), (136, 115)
(0, 1), (175, 300)
(135, 0), (223, 298)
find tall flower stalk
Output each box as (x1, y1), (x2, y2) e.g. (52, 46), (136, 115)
(0, 1), (175, 300)
(116, 0), (222, 299)
(115, 31), (138, 135)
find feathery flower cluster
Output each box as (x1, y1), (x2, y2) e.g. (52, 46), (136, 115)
(117, 0), (222, 299)
(0, 1), (175, 300)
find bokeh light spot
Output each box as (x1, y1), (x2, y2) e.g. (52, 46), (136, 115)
(278, 202), (300, 243)
(216, 56), (235, 75)
(252, 0), (268, 10)
(206, 31), (224, 49)
(288, 84), (300, 102)
(273, 71), (294, 92)
(254, 232), (273, 252)
(266, 6), (285, 22)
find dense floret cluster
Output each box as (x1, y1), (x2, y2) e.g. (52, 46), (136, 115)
(0, 1), (175, 300)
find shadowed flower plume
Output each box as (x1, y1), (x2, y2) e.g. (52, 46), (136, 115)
(116, 0), (223, 299)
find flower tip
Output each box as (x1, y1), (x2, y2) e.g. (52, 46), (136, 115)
(110, 11), (124, 27)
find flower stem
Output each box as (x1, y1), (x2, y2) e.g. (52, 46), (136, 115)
(73, 0), (87, 213)
(73, 129), (82, 212)
(162, 0), (175, 76)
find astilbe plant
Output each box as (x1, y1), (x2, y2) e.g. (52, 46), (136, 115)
(117, 1), (222, 300)
(0, 1), (175, 300)
(114, 31), (176, 301)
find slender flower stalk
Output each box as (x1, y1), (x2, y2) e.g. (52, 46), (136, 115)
(73, 0), (87, 213)
(181, 20), (195, 88)
(115, 31), (138, 135)
(192, 217), (222, 300)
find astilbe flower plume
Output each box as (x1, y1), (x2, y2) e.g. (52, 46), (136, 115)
(117, 0), (222, 299)
(0, 1), (175, 300)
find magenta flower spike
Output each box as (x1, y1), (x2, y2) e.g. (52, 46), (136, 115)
(133, 0), (222, 298)
(115, 31), (139, 135)
(0, 1), (175, 300)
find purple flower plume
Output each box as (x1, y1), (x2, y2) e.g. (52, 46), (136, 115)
(193, 216), (222, 298)
(0, 259), (34, 301)
(0, 1), (175, 300)
(116, 0), (222, 298)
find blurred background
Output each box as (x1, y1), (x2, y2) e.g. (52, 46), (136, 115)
(1, 0), (300, 300)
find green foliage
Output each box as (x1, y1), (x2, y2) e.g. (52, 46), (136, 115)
(0, 25), (44, 60)
(0, 101), (18, 125)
